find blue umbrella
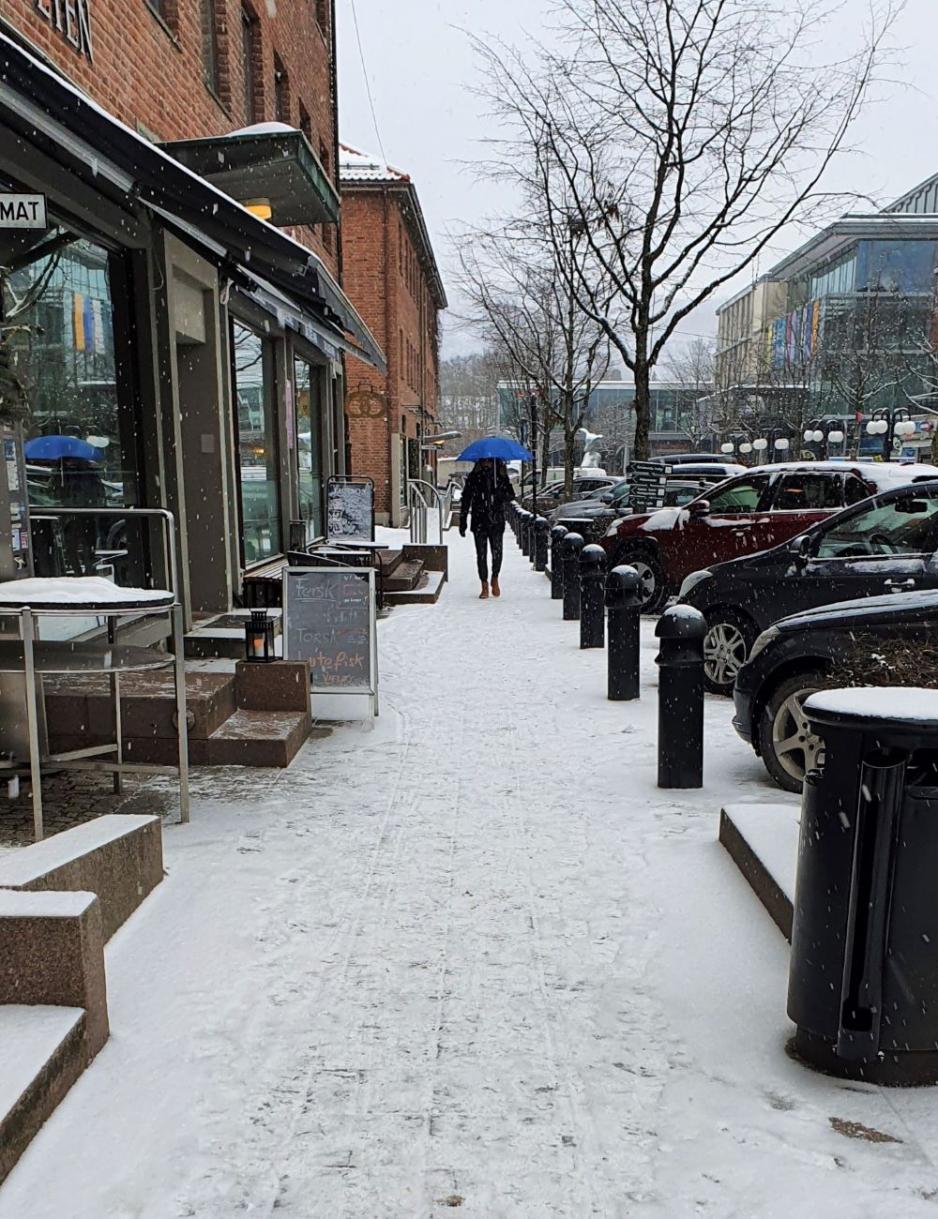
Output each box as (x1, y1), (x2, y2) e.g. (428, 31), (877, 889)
(457, 436), (533, 462)
(25, 435), (103, 463)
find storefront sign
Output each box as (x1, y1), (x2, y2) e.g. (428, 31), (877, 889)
(33, 0), (94, 62)
(0, 194), (47, 229)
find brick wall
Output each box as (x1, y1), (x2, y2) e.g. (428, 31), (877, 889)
(342, 185), (443, 518)
(0, 0), (338, 270)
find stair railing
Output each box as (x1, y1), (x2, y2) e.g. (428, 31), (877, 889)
(407, 479), (451, 545)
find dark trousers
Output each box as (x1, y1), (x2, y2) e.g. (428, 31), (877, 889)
(473, 526), (504, 582)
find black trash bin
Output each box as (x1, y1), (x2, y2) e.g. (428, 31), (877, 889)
(788, 686), (938, 1085)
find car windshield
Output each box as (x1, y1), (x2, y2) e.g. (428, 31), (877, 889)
(815, 496), (938, 558)
(610, 482), (631, 502)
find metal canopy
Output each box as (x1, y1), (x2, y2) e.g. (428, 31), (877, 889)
(0, 33), (385, 372)
(163, 127), (340, 227)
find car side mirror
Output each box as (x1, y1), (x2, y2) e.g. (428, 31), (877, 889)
(788, 534), (812, 564)
(688, 500), (710, 519)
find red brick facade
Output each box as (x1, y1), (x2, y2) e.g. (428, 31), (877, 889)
(342, 178), (444, 522)
(0, 0), (339, 269)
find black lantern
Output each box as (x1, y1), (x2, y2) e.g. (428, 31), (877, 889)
(245, 609), (275, 662)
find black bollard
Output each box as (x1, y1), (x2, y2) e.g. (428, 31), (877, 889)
(520, 511), (532, 556)
(534, 517), (550, 573)
(655, 606), (706, 789)
(562, 532), (585, 621)
(550, 526), (568, 599)
(606, 565), (642, 700)
(579, 545), (606, 649)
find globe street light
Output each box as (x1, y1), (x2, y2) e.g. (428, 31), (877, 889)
(865, 408), (913, 461)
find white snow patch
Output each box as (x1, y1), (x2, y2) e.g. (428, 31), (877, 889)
(0, 578), (173, 607)
(807, 686), (938, 723)
(724, 802), (800, 903)
(0, 1007), (84, 1120)
(0, 816), (158, 887)
(0, 890), (96, 918)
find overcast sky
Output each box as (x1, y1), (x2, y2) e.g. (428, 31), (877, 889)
(336, 0), (938, 362)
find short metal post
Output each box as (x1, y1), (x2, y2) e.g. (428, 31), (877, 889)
(20, 608), (43, 842)
(172, 604), (191, 824)
(655, 606), (706, 789)
(520, 511), (532, 556)
(534, 517), (550, 573)
(579, 544), (606, 649)
(606, 565), (642, 701)
(550, 526), (568, 600)
(562, 532), (585, 621)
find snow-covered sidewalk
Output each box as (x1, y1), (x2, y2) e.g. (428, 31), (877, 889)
(3, 531), (938, 1217)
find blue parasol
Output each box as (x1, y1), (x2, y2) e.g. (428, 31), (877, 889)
(25, 435), (103, 463)
(457, 436), (533, 462)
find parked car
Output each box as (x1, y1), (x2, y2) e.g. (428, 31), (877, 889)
(521, 475), (618, 513)
(551, 478), (705, 542)
(680, 473), (938, 694)
(732, 587), (938, 792)
(653, 453), (731, 465)
(646, 461), (745, 483)
(600, 461), (938, 617)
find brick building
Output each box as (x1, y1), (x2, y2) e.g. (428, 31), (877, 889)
(0, 2), (384, 619)
(340, 146), (447, 526)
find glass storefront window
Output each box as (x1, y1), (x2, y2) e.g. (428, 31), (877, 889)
(232, 322), (281, 564)
(293, 357), (322, 543)
(2, 231), (144, 579)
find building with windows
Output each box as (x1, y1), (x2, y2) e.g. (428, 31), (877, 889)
(497, 378), (713, 467)
(715, 195), (938, 452)
(0, 2), (383, 619)
(339, 146), (447, 526)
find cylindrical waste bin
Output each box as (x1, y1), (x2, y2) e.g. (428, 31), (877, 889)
(789, 686), (938, 1085)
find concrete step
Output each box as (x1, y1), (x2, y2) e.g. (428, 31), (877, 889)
(0, 1005), (87, 1186)
(44, 670), (236, 744)
(384, 569), (446, 606)
(376, 549), (405, 578)
(205, 709), (310, 768)
(382, 558), (424, 593)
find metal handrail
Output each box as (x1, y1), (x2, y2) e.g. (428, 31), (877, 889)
(407, 479), (450, 544)
(28, 507), (179, 601)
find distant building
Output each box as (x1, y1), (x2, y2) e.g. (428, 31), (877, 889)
(340, 147), (448, 525)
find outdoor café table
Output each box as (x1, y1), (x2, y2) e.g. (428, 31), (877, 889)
(0, 577), (189, 841)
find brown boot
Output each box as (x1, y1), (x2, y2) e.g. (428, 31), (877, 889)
(479, 581), (490, 599)
(491, 578), (501, 598)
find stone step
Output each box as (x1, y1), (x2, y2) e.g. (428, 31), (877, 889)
(382, 559), (424, 593)
(204, 708), (310, 768)
(0, 1006), (87, 1186)
(44, 670), (236, 743)
(384, 569), (446, 606)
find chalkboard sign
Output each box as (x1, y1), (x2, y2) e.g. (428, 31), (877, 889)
(283, 567), (378, 704)
(628, 460), (674, 512)
(326, 477), (375, 543)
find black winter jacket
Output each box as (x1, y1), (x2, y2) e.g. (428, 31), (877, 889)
(459, 462), (516, 534)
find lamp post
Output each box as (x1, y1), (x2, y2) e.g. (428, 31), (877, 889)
(802, 417), (846, 461)
(865, 407), (916, 462)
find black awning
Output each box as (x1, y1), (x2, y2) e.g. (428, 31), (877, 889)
(0, 32), (385, 372)
(163, 125), (340, 227)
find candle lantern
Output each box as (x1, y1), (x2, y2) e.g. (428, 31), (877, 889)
(245, 609), (275, 662)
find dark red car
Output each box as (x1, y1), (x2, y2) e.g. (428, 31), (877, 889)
(599, 461), (938, 611)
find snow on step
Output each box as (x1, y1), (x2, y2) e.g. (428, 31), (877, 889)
(0, 1006), (83, 1121)
(724, 803), (800, 904)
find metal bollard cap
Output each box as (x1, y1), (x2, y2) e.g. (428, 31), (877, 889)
(579, 543), (607, 571)
(535, 516), (550, 532)
(605, 564), (642, 607)
(562, 531), (585, 555)
(550, 524), (569, 542)
(655, 604), (706, 640)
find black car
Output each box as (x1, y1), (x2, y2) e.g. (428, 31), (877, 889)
(679, 478), (938, 695)
(551, 479), (704, 541)
(733, 587), (938, 793)
(520, 475), (617, 513)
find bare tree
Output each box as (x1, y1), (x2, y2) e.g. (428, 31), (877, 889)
(456, 220), (613, 495)
(439, 351), (502, 446)
(663, 336), (715, 449)
(472, 0), (898, 457)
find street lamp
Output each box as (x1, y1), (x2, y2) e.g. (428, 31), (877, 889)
(865, 407), (914, 462)
(803, 417), (846, 460)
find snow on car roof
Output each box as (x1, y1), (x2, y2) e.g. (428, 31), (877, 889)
(748, 460), (938, 488)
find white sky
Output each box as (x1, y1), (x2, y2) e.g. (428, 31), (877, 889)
(336, 0), (938, 361)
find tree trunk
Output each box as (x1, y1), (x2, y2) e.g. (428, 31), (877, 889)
(633, 352), (651, 462)
(563, 429), (577, 498)
(541, 412), (551, 488)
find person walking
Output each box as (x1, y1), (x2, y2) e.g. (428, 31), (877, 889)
(459, 458), (516, 599)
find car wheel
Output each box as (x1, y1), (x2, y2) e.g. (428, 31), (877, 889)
(614, 544), (668, 613)
(703, 610), (758, 696)
(758, 671), (826, 794)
